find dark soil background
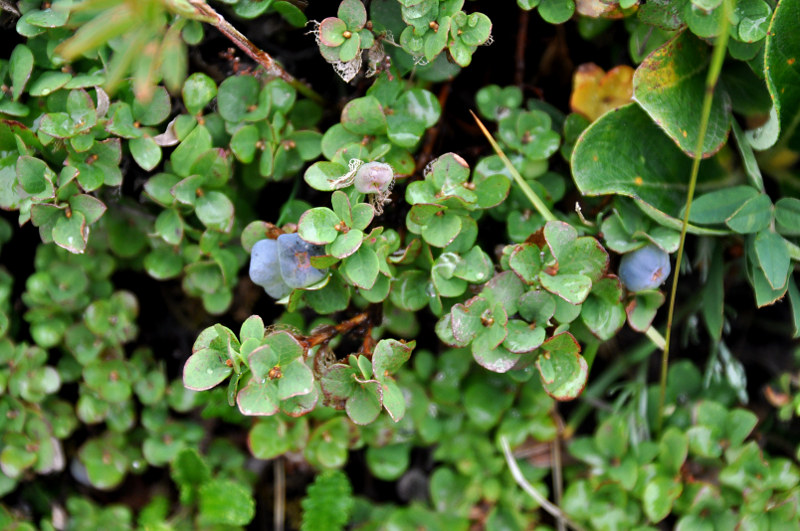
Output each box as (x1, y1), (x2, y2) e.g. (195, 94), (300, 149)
(2, 2), (799, 528)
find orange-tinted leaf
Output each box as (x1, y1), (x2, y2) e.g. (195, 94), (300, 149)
(570, 63), (635, 121)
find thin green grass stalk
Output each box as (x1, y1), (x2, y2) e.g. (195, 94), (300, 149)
(471, 111), (558, 222)
(658, 0), (732, 435)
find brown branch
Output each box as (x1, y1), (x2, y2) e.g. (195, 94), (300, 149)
(414, 82), (451, 175)
(274, 458), (285, 531)
(187, 0), (323, 104)
(302, 312), (370, 350)
(1, 0), (20, 16)
(515, 9), (529, 87)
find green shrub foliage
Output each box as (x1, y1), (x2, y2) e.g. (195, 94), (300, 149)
(0, 0), (799, 528)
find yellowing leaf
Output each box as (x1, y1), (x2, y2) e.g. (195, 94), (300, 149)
(570, 63), (634, 121)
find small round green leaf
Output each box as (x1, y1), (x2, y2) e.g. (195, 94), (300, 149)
(79, 438), (128, 490)
(182, 72), (217, 115)
(341, 96), (387, 136)
(298, 207), (340, 245)
(195, 191), (234, 232)
(277, 360), (314, 400)
(581, 277), (626, 340)
(217, 75), (260, 123)
(421, 211), (462, 248)
(538, 0), (575, 23)
(183, 348), (232, 391)
(319, 17), (347, 47)
(155, 208), (184, 245)
(503, 319), (545, 353)
(341, 245), (380, 289)
(129, 136), (162, 171)
(372, 339), (415, 379)
(305, 161), (348, 191)
(536, 333), (587, 401)
(329, 229), (363, 258)
(338, 32), (362, 62)
(540, 273), (592, 304)
(52, 211), (88, 254)
(346, 383), (382, 425)
(659, 427), (689, 475)
(338, 0), (367, 29)
(366, 443), (410, 481)
(248, 417), (290, 460)
(626, 289), (665, 332)
(237, 379), (280, 416)
(0, 445), (36, 479)
(643, 476), (682, 523)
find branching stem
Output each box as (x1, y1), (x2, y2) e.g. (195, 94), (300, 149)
(501, 436), (586, 531)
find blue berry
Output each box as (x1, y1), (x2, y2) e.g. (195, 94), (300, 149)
(249, 239), (292, 299)
(619, 244), (671, 292)
(276, 233), (328, 289)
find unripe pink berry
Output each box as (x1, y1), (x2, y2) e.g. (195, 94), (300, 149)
(354, 162), (393, 194)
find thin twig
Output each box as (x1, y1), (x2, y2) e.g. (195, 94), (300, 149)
(303, 312), (369, 349)
(274, 457), (285, 531)
(0, 0), (20, 16)
(515, 10), (529, 87)
(500, 437), (586, 531)
(188, 0), (323, 104)
(659, 0), (731, 434)
(415, 83), (451, 174)
(552, 412), (566, 531)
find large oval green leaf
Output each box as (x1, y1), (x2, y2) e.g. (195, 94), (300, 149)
(633, 31), (731, 158)
(572, 103), (728, 233)
(765, 0), (800, 148)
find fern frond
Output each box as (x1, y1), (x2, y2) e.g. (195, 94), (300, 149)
(301, 470), (354, 531)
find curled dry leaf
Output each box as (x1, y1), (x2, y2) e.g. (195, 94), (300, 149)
(575, 0), (629, 18)
(153, 116), (180, 146)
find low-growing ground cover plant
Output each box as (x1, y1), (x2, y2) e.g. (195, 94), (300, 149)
(1, 0), (799, 529)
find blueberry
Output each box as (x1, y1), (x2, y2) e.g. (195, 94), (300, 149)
(618, 244), (671, 292)
(354, 161), (393, 194)
(249, 239), (292, 299)
(276, 233), (328, 289)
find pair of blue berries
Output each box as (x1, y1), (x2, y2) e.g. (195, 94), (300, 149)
(618, 244), (671, 292)
(249, 233), (327, 299)
(249, 234), (670, 297)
